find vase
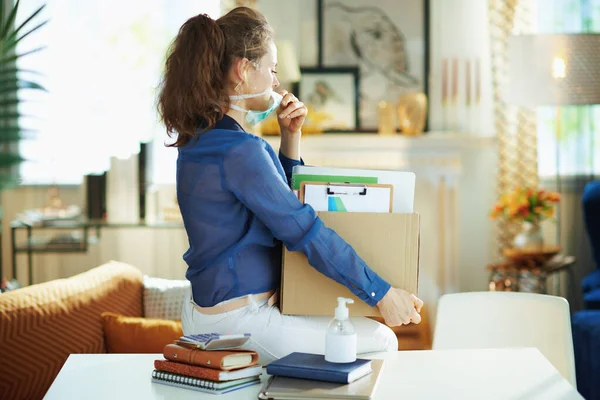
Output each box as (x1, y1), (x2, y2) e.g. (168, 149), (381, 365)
(513, 221), (544, 250)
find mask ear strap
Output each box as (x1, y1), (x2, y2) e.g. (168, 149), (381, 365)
(230, 88), (273, 100)
(229, 104), (248, 113)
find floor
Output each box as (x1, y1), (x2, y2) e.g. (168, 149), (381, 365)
(369, 305), (433, 351)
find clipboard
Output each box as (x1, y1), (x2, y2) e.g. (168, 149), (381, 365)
(292, 165), (415, 213)
(299, 182), (393, 213)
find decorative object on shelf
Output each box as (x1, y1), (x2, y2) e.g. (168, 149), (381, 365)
(489, 187), (560, 250)
(0, 277), (22, 293)
(397, 93), (427, 136)
(439, 56), (482, 133)
(486, 254), (575, 294)
(513, 221), (543, 250)
(292, 67), (360, 132)
(377, 101), (395, 135)
(503, 245), (561, 265)
(15, 187), (82, 227)
(318, 0), (430, 131)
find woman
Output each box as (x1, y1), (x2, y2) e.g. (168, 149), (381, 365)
(157, 7), (423, 364)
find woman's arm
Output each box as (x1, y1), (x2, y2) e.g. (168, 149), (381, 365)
(278, 150), (303, 188)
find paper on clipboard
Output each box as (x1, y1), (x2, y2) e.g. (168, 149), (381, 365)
(300, 182), (393, 213)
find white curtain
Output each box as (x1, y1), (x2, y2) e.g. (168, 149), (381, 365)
(17, 0), (220, 184)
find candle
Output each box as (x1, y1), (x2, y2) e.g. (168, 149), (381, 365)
(441, 58), (448, 106)
(451, 58), (459, 104)
(465, 59), (471, 106)
(475, 57), (481, 104)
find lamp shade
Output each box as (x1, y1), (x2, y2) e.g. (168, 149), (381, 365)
(507, 33), (600, 106)
(275, 40), (301, 83)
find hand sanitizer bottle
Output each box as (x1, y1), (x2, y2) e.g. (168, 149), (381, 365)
(325, 297), (357, 363)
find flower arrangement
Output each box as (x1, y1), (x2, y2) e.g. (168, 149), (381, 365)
(489, 187), (560, 224)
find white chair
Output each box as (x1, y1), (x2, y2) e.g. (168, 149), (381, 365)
(432, 291), (577, 387)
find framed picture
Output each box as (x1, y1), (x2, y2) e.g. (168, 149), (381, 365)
(317, 0), (430, 131)
(293, 67), (360, 132)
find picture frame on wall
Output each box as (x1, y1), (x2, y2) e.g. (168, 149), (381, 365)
(317, 0), (430, 131)
(292, 67), (360, 133)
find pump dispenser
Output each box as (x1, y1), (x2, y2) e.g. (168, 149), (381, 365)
(325, 297), (357, 363)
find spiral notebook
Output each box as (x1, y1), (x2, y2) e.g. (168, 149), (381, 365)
(151, 369), (261, 394)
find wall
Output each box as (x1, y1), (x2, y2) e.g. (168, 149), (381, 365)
(1, 0), (501, 304)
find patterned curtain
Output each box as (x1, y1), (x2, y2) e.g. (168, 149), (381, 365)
(488, 0), (538, 251)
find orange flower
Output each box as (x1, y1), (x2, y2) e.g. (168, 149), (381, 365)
(548, 192), (561, 202)
(544, 207), (555, 218)
(533, 206), (544, 216)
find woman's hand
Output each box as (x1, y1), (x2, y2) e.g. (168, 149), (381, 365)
(376, 287), (424, 327)
(277, 90), (307, 135)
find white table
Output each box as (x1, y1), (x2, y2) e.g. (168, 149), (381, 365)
(44, 348), (582, 400)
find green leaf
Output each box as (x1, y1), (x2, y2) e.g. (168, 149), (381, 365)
(5, 3), (45, 45)
(0, 47), (45, 65)
(530, 194), (537, 208)
(0, 79), (46, 93)
(3, 20), (49, 54)
(0, 97), (21, 107)
(0, 127), (34, 141)
(0, 152), (24, 168)
(0, 67), (43, 77)
(0, 0), (20, 41)
(0, 110), (27, 120)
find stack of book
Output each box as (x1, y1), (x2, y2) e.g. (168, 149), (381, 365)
(151, 334), (263, 395)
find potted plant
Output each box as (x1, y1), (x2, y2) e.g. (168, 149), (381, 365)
(0, 0), (47, 192)
(489, 187), (561, 250)
(0, 0), (46, 286)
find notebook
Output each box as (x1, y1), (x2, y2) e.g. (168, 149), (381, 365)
(154, 359), (262, 382)
(266, 352), (372, 384)
(151, 369), (261, 394)
(259, 359), (384, 400)
(163, 343), (259, 371)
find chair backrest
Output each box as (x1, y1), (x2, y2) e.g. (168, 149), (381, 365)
(432, 291), (576, 387)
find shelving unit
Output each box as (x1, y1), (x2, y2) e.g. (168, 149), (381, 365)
(11, 219), (183, 286)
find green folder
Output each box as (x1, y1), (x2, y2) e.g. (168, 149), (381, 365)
(292, 174), (378, 191)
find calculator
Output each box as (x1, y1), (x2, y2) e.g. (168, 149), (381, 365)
(176, 333), (251, 350)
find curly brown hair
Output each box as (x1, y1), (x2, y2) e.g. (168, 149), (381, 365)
(157, 7), (273, 147)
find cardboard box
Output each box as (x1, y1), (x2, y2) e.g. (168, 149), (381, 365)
(280, 212), (420, 317)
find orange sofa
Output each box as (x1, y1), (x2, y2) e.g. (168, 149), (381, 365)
(0, 261), (150, 400)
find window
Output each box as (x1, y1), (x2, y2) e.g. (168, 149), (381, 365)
(17, 0), (221, 184)
(535, 0), (600, 178)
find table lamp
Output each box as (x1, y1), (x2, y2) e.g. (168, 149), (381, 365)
(275, 40), (301, 84)
(507, 33), (600, 245)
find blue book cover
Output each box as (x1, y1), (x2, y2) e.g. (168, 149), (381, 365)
(266, 353), (372, 384)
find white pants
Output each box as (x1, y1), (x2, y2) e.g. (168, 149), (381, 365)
(181, 288), (398, 365)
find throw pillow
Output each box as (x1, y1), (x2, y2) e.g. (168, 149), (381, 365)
(101, 312), (183, 353)
(142, 275), (190, 320)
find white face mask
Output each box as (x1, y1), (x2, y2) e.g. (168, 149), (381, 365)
(229, 89), (283, 126)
